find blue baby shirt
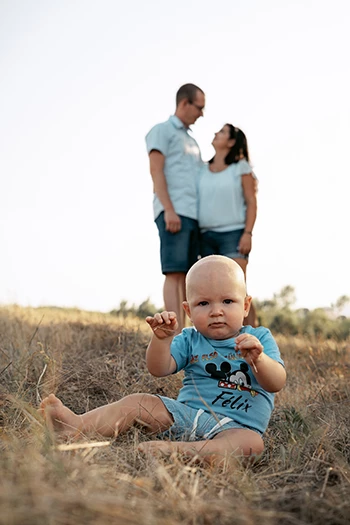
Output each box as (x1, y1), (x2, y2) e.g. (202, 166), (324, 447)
(145, 115), (202, 220)
(170, 326), (284, 435)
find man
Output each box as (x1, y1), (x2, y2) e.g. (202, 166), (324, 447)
(146, 84), (205, 332)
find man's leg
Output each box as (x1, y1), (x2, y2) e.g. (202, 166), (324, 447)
(39, 393), (174, 437)
(163, 272), (186, 333)
(156, 214), (198, 333)
(138, 428), (264, 466)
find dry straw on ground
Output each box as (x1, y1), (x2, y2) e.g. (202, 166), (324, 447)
(0, 305), (349, 525)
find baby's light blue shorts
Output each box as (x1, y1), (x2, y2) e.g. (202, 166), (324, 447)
(157, 396), (262, 441)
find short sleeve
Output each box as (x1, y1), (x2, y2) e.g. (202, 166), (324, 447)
(257, 328), (284, 366)
(236, 159), (256, 178)
(170, 328), (193, 372)
(145, 123), (169, 156)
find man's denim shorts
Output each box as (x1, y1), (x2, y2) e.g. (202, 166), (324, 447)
(200, 228), (248, 260)
(157, 396), (262, 441)
(155, 212), (200, 274)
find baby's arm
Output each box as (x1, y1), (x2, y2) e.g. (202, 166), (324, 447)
(235, 333), (286, 393)
(145, 311), (178, 377)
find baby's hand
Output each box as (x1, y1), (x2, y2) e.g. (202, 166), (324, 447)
(145, 311), (178, 339)
(235, 333), (263, 373)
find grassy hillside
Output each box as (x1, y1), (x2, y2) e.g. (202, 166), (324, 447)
(0, 305), (349, 525)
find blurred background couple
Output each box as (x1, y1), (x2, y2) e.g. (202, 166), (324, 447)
(146, 83), (258, 332)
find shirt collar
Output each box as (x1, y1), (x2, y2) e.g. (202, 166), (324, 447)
(169, 115), (189, 130)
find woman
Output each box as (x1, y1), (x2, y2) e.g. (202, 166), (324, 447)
(198, 124), (258, 327)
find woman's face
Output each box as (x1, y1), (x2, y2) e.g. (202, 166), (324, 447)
(212, 125), (235, 150)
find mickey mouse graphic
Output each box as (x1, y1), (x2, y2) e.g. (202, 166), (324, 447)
(205, 361), (258, 397)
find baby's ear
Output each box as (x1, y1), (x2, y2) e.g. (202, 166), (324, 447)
(244, 295), (252, 317)
(182, 301), (191, 320)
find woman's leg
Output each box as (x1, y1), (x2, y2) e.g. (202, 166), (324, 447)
(40, 393), (174, 437)
(233, 258), (258, 327)
(138, 428), (264, 466)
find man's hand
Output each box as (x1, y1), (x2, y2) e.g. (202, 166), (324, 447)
(235, 333), (263, 372)
(146, 311), (179, 339)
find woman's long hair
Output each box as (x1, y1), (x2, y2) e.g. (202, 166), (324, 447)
(209, 124), (250, 166)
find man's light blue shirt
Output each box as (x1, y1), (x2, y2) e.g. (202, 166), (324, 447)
(145, 115), (202, 220)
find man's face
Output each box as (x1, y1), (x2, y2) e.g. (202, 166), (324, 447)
(185, 91), (205, 126)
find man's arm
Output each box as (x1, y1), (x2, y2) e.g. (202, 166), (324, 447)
(145, 311), (178, 377)
(149, 150), (181, 233)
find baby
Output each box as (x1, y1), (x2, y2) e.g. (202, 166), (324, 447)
(40, 255), (286, 464)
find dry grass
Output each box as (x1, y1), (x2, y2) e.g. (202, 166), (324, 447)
(0, 305), (349, 525)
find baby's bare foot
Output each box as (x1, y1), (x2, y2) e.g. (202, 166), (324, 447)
(39, 394), (82, 435)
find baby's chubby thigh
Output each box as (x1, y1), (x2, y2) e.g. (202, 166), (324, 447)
(122, 393), (174, 433)
(212, 427), (264, 458)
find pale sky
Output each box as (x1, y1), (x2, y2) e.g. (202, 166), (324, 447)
(1, 0), (349, 314)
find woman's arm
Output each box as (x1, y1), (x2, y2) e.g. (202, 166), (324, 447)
(239, 173), (258, 254)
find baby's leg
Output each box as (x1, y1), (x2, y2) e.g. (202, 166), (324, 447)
(40, 393), (173, 438)
(139, 428), (264, 466)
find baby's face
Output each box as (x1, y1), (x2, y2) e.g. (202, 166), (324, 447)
(184, 265), (250, 340)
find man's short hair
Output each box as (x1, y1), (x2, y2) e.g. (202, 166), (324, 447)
(176, 83), (204, 106)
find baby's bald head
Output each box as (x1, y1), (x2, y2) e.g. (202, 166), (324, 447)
(185, 255), (247, 302)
